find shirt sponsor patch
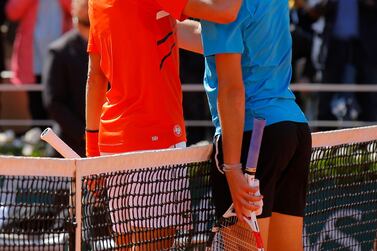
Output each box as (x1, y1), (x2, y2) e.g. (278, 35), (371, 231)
(173, 125), (182, 137)
(156, 11), (170, 20)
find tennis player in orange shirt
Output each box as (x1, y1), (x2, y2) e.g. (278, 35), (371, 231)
(86, 0), (244, 155)
(85, 0), (262, 250)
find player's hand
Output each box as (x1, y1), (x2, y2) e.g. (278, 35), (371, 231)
(84, 176), (106, 206)
(225, 168), (263, 221)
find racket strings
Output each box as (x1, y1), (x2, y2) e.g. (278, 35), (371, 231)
(211, 220), (258, 250)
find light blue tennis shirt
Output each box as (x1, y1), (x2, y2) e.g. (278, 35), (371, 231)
(201, 0), (307, 135)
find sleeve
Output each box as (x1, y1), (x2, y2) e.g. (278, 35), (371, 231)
(155, 0), (188, 20)
(87, 28), (99, 53)
(200, 18), (245, 57)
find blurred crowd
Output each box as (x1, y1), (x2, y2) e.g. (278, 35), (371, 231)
(289, 0), (377, 129)
(0, 0), (376, 156)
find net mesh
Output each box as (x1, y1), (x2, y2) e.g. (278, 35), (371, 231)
(80, 161), (214, 250)
(0, 175), (75, 250)
(0, 126), (376, 250)
(304, 139), (377, 250)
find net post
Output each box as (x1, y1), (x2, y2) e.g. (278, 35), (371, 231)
(75, 167), (82, 251)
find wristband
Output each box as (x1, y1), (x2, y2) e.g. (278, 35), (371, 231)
(86, 131), (100, 157)
(85, 129), (99, 133)
(223, 163), (242, 172)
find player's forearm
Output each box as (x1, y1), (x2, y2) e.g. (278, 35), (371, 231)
(176, 20), (203, 54)
(218, 88), (245, 164)
(216, 54), (244, 164)
(86, 77), (106, 131)
(183, 0), (242, 24)
(86, 54), (107, 131)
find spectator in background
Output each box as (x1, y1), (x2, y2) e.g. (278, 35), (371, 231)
(5, 0), (71, 122)
(316, 0), (377, 128)
(290, 0), (318, 85)
(0, 0), (7, 75)
(42, 0), (89, 157)
(290, 0), (319, 115)
(290, 0), (325, 120)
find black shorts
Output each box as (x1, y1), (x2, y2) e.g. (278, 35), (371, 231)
(211, 121), (312, 219)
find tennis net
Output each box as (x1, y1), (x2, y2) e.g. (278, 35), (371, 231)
(76, 145), (214, 250)
(305, 126), (377, 251)
(0, 126), (376, 250)
(0, 157), (76, 251)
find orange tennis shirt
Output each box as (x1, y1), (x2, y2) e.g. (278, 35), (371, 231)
(87, 0), (188, 153)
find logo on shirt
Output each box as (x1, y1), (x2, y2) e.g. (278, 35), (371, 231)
(156, 11), (170, 20)
(173, 125), (182, 137)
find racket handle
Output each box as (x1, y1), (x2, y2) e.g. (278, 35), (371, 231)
(41, 128), (80, 158)
(247, 176), (263, 216)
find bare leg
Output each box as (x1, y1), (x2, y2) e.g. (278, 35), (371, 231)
(115, 227), (175, 251)
(115, 233), (133, 251)
(268, 212), (303, 251)
(132, 227), (176, 251)
(258, 217), (270, 251)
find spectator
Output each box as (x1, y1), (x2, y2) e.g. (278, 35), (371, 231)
(316, 0), (377, 128)
(5, 0), (71, 122)
(42, 0), (89, 157)
(290, 0), (325, 120)
(0, 0), (7, 74)
(290, 0), (318, 84)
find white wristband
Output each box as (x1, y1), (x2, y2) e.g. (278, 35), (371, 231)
(223, 163), (242, 172)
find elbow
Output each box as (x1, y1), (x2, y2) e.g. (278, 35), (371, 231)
(222, 7), (240, 23)
(216, 0), (241, 24)
(218, 12), (237, 24)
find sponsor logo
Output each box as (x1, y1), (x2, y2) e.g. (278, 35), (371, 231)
(173, 125), (182, 137)
(156, 11), (169, 20)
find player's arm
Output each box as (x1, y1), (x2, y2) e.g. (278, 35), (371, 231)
(216, 53), (262, 220)
(85, 53), (107, 156)
(183, 0), (242, 24)
(176, 19), (203, 54)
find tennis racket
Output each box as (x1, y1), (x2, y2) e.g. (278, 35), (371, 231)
(207, 118), (266, 251)
(40, 128), (80, 158)
(41, 128), (104, 193)
(40, 128), (79, 251)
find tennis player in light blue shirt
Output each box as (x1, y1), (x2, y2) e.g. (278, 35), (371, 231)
(201, 1), (307, 135)
(200, 0), (312, 250)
